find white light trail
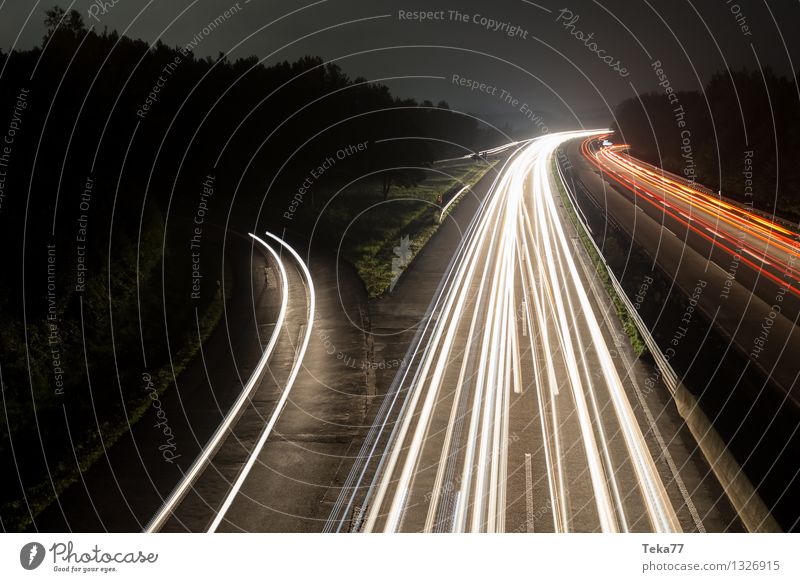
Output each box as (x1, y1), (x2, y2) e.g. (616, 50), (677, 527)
(207, 232), (315, 532)
(145, 233), (289, 533)
(362, 131), (681, 533)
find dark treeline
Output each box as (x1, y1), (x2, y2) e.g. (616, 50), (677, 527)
(611, 68), (800, 220)
(0, 8), (497, 530)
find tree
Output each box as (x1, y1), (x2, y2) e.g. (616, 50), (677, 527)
(381, 166), (428, 200)
(369, 136), (432, 200)
(44, 6), (86, 39)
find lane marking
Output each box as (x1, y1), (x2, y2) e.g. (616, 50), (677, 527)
(525, 453), (535, 533)
(521, 301), (528, 337)
(742, 247), (773, 266)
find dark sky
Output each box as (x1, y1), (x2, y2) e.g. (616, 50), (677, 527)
(2, 0), (799, 131)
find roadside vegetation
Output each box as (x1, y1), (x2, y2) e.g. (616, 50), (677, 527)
(336, 158), (497, 297)
(550, 156), (647, 357)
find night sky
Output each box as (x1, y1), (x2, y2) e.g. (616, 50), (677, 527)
(2, 1), (799, 131)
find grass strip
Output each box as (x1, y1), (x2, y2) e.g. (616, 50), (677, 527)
(550, 155), (647, 357)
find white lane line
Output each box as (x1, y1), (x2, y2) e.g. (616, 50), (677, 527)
(207, 232), (316, 532)
(521, 300), (528, 337)
(144, 234), (289, 533)
(742, 247), (773, 266)
(525, 453), (535, 533)
(511, 320), (523, 395)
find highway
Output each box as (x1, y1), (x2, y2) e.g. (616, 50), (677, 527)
(560, 137), (799, 529)
(327, 132), (705, 533)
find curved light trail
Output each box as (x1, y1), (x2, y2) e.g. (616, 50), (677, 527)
(145, 233), (290, 533)
(583, 137), (800, 298)
(207, 231), (315, 532)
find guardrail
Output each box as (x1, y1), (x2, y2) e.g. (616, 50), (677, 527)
(556, 150), (679, 393)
